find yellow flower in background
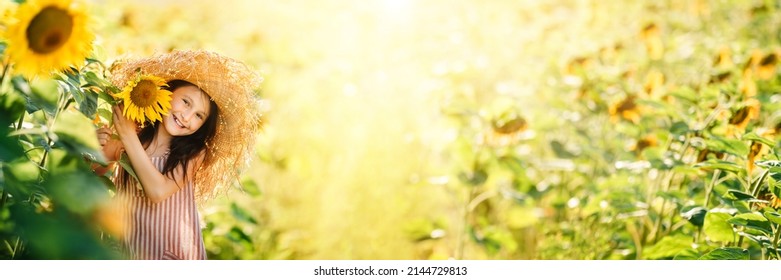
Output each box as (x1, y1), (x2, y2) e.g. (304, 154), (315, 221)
(739, 70), (757, 99)
(609, 95), (642, 124)
(713, 46), (733, 68)
(5, 0), (93, 79)
(642, 70), (665, 98)
(757, 52), (778, 80)
(0, 1), (18, 33)
(747, 128), (774, 174)
(114, 75), (172, 125)
(630, 134), (657, 155)
(743, 49), (763, 76)
(727, 99), (760, 137)
(640, 22), (663, 60)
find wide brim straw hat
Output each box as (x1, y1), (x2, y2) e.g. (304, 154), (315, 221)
(109, 49), (262, 202)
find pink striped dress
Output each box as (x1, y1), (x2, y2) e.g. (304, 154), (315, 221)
(114, 155), (207, 260)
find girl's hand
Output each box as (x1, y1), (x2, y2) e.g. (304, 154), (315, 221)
(112, 104), (138, 141)
(97, 125), (112, 148)
(96, 125), (123, 162)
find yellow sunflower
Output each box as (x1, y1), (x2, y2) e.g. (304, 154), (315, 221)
(0, 1), (17, 32)
(5, 0), (93, 79)
(114, 75), (172, 125)
(609, 95), (642, 124)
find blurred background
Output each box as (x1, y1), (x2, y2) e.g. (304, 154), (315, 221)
(4, 0), (781, 260)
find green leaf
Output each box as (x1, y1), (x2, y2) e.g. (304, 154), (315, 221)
(727, 212), (770, 231)
(83, 71), (110, 88)
(680, 206), (707, 227)
(672, 165), (701, 176)
(230, 203), (258, 225)
(0, 86), (26, 127)
(550, 140), (576, 158)
(239, 176), (262, 197)
(698, 247), (749, 260)
(669, 87), (698, 104)
(643, 234), (692, 259)
(703, 212), (734, 243)
(694, 159), (743, 173)
(227, 226), (252, 244)
(0, 130), (25, 162)
(756, 161), (781, 173)
(43, 149), (112, 215)
(117, 153), (140, 187)
(29, 78), (60, 115)
(743, 132), (775, 148)
(672, 248), (701, 260)
(764, 211), (781, 224)
(76, 88), (98, 120)
(2, 158), (42, 197)
(669, 121), (689, 136)
(705, 136), (749, 157)
(498, 155), (525, 174)
(722, 189), (756, 201)
(52, 110), (106, 164)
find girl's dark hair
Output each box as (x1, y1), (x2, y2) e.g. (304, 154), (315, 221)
(120, 79), (220, 188)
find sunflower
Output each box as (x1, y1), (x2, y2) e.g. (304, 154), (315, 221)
(113, 75), (172, 125)
(630, 134), (657, 155)
(5, 0), (93, 79)
(609, 95), (642, 124)
(713, 46), (733, 69)
(757, 52), (778, 80)
(643, 70), (665, 98)
(0, 1), (17, 32)
(640, 22), (663, 60)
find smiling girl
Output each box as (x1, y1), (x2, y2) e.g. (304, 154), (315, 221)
(97, 50), (261, 260)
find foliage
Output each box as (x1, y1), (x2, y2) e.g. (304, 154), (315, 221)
(0, 54), (121, 258)
(6, 0), (781, 260)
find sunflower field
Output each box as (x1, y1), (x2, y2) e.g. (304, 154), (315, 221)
(2, 0), (781, 260)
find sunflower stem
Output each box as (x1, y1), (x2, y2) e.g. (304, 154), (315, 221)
(704, 169), (721, 209)
(0, 62), (10, 87)
(0, 189), (7, 209)
(773, 224), (781, 259)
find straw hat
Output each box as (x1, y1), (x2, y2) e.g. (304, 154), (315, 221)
(109, 49), (262, 201)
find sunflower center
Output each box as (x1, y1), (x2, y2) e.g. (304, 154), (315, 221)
(25, 7), (74, 55)
(129, 80), (159, 107)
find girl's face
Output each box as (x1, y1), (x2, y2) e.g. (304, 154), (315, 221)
(162, 85), (212, 137)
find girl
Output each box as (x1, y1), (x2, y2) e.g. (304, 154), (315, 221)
(97, 50), (262, 260)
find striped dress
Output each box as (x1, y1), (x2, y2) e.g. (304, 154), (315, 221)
(114, 155), (207, 260)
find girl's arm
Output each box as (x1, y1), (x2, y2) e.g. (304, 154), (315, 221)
(112, 105), (204, 203)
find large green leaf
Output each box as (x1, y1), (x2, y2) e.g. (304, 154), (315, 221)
(727, 212), (771, 235)
(672, 248), (701, 260)
(52, 110), (106, 165)
(643, 234), (692, 260)
(764, 211), (781, 224)
(698, 247), (749, 260)
(1, 158), (42, 197)
(0, 86), (26, 127)
(117, 152), (140, 188)
(703, 211), (734, 243)
(722, 189), (756, 201)
(43, 150), (111, 215)
(10, 203), (119, 259)
(694, 159), (743, 173)
(705, 136), (749, 157)
(743, 132), (775, 148)
(29, 78), (60, 116)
